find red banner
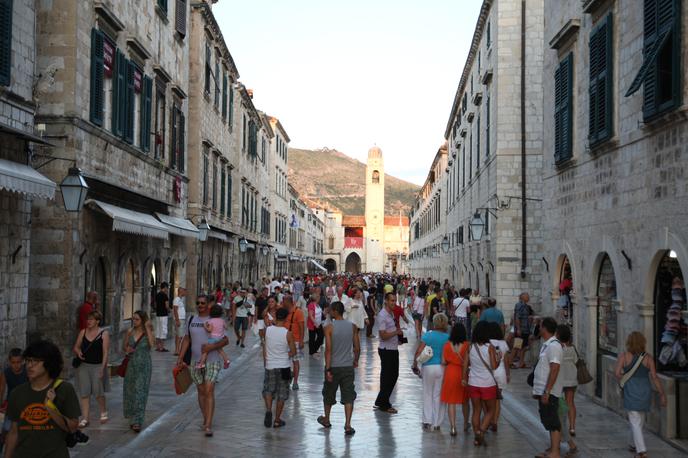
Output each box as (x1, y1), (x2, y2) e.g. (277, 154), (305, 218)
(134, 69), (142, 93)
(103, 40), (114, 77)
(344, 237), (363, 249)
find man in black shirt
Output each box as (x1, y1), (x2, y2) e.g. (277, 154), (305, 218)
(255, 287), (269, 342)
(155, 282), (170, 352)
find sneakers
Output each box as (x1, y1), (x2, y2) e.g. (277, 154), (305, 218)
(292, 382), (299, 391)
(223, 360), (230, 369)
(240, 343), (245, 348)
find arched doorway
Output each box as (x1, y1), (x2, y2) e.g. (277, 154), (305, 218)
(170, 260), (179, 303)
(123, 259), (136, 321)
(654, 250), (685, 373)
(595, 254), (618, 397)
(149, 259), (162, 314)
(345, 252), (361, 274)
(324, 258), (337, 273)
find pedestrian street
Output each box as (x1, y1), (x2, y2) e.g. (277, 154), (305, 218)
(68, 331), (685, 458)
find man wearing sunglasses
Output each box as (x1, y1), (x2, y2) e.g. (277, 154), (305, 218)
(177, 294), (229, 438)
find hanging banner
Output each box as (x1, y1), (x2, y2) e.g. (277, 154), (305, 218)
(103, 40), (115, 77)
(134, 69), (143, 93)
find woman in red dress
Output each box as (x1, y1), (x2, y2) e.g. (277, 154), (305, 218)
(441, 322), (470, 436)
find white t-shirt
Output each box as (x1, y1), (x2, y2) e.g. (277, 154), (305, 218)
(173, 297), (186, 320)
(468, 343), (496, 388)
(490, 339), (509, 387)
(533, 336), (564, 397)
(412, 296), (425, 314)
(269, 280), (282, 293)
(453, 297), (469, 318)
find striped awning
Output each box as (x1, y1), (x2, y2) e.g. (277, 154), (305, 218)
(87, 200), (169, 240)
(0, 158), (56, 199)
(155, 213), (199, 239)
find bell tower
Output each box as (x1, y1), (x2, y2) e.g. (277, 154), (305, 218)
(365, 146), (385, 272)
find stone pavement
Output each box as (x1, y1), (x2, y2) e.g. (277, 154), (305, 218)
(70, 332), (686, 458)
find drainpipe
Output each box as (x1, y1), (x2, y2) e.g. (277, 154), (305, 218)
(520, 0), (527, 279)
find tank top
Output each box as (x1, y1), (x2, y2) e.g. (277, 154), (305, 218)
(3, 366), (28, 400)
(623, 354), (652, 412)
(265, 326), (291, 370)
(81, 331), (104, 364)
(468, 343), (496, 388)
(330, 320), (353, 368)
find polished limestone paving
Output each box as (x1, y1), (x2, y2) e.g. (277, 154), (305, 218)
(72, 331), (686, 458)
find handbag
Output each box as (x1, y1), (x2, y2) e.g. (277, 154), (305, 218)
(72, 330), (104, 368)
(173, 365), (193, 395)
(416, 345), (434, 365)
(619, 352), (646, 390)
(573, 346), (593, 385)
(474, 344), (503, 399)
(115, 332), (145, 377)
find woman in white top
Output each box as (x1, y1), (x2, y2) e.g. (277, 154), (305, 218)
(344, 287), (368, 331)
(409, 289), (425, 339)
(487, 322), (510, 432)
(556, 324), (579, 452)
(462, 321), (499, 447)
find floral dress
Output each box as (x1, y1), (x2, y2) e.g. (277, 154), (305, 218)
(123, 333), (152, 425)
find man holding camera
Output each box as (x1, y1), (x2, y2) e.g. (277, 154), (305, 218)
(374, 292), (403, 414)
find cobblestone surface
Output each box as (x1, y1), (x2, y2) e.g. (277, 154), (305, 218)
(70, 332), (686, 458)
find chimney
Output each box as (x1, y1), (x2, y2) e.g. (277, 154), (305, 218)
(247, 89), (254, 99)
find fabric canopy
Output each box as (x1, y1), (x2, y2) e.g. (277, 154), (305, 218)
(310, 259), (328, 272)
(155, 213), (199, 239)
(87, 200), (169, 240)
(0, 158), (56, 199)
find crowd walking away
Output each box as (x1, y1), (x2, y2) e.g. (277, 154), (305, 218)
(0, 273), (674, 458)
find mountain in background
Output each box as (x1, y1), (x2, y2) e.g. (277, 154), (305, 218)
(287, 147), (420, 216)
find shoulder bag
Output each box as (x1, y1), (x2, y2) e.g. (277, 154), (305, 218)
(573, 346), (593, 385)
(182, 315), (194, 366)
(115, 332), (145, 377)
(72, 330), (104, 368)
(527, 339), (560, 387)
(474, 343), (503, 399)
(50, 380), (89, 447)
(416, 345), (434, 365)
(619, 352), (646, 390)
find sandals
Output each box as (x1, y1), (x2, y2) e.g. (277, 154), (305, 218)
(100, 412), (109, 424)
(273, 419), (286, 428)
(381, 407), (398, 414)
(223, 360), (230, 369)
(344, 427), (356, 436)
(474, 431), (485, 446)
(131, 424), (141, 433)
(78, 419), (89, 429)
(569, 428), (576, 437)
(264, 411), (273, 428)
(204, 427), (214, 437)
(317, 416), (332, 428)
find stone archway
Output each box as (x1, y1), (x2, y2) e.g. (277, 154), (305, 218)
(324, 258), (337, 273)
(345, 252), (361, 274)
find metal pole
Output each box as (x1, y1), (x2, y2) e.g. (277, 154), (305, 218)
(520, 0), (527, 279)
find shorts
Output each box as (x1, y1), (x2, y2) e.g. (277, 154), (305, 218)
(322, 366), (357, 405)
(292, 346), (304, 361)
(257, 319), (266, 331)
(176, 318), (186, 337)
(412, 312), (423, 321)
(155, 316), (168, 339)
(208, 336), (223, 344)
(76, 363), (105, 398)
(538, 395), (561, 431)
(262, 368), (291, 401)
(190, 361), (222, 385)
(234, 316), (248, 332)
(468, 385), (498, 400)
(520, 333), (531, 346)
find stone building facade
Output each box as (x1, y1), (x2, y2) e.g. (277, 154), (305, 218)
(410, 0), (545, 318)
(541, 0), (688, 440)
(0, 0), (56, 358)
(268, 116), (291, 277)
(29, 0), (193, 355)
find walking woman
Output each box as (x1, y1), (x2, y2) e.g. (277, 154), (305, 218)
(462, 321), (499, 446)
(615, 332), (667, 458)
(72, 310), (109, 427)
(488, 321), (510, 432)
(412, 313), (449, 431)
(441, 322), (470, 436)
(307, 290), (324, 355)
(556, 324), (579, 450)
(123, 311), (155, 432)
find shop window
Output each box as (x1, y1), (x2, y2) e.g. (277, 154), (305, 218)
(655, 250), (686, 373)
(123, 259), (135, 320)
(597, 255), (618, 354)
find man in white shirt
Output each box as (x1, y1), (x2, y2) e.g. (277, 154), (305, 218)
(173, 287), (187, 355)
(332, 286), (350, 308)
(269, 277), (282, 294)
(532, 317), (563, 458)
(452, 288), (470, 334)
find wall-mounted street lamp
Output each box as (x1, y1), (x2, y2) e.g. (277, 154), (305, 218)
(469, 212), (485, 241)
(239, 237), (248, 253)
(59, 166), (89, 212)
(441, 235), (450, 254)
(197, 218), (210, 242)
(261, 245), (269, 256)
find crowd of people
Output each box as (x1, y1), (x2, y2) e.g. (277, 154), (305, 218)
(0, 273), (670, 458)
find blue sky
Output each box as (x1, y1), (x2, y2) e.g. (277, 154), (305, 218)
(213, 0), (483, 186)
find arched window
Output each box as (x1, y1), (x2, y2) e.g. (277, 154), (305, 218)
(123, 260), (135, 320)
(372, 170), (380, 184)
(328, 235), (335, 250)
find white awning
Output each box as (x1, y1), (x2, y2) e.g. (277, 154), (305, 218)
(87, 200), (169, 240)
(155, 213), (199, 239)
(0, 158), (56, 199)
(208, 230), (227, 241)
(310, 259), (328, 272)
(273, 245), (287, 256)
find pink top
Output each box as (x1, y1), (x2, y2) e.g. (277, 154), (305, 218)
(207, 317), (225, 338)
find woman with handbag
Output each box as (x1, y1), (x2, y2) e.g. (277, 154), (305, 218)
(412, 313), (449, 431)
(441, 322), (470, 436)
(488, 321), (510, 433)
(122, 311), (155, 432)
(72, 310), (109, 428)
(614, 332), (667, 458)
(556, 324), (578, 456)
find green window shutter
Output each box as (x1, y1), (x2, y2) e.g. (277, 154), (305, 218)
(89, 28), (105, 126)
(158, 0), (167, 13)
(141, 75), (152, 152)
(170, 106), (177, 169)
(589, 14), (613, 146)
(112, 50), (125, 137)
(228, 87), (234, 130)
(220, 169), (226, 216)
(554, 54), (573, 163)
(0, 0), (12, 86)
(124, 60), (135, 143)
(227, 172), (232, 217)
(175, 0), (186, 37)
(222, 75), (227, 119)
(178, 110), (185, 172)
(485, 94), (490, 157)
(476, 115), (480, 165)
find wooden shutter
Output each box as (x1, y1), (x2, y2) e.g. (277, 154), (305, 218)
(222, 74), (227, 119)
(158, 0), (168, 13)
(228, 86), (234, 129)
(170, 106), (177, 169)
(0, 0), (12, 86)
(554, 54), (573, 163)
(589, 14), (613, 145)
(175, 0), (186, 37)
(89, 28), (105, 126)
(124, 60), (135, 143)
(178, 110), (185, 172)
(141, 76), (152, 152)
(112, 50), (125, 137)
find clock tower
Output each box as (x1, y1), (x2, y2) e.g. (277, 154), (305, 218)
(365, 146), (385, 272)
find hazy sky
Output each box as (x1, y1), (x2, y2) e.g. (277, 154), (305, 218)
(213, 0), (483, 186)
